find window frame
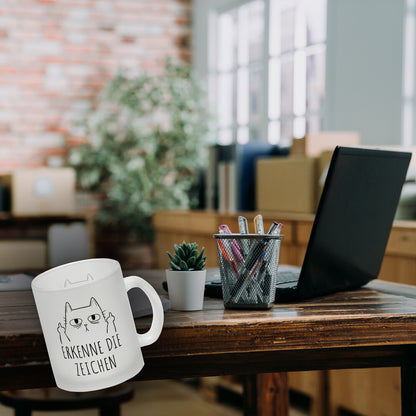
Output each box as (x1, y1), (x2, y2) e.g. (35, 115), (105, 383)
(194, 0), (268, 144)
(193, 0), (327, 145)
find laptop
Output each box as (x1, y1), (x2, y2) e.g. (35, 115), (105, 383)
(204, 146), (411, 301)
(275, 146), (411, 302)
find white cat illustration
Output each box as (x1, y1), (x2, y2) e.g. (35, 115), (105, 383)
(57, 297), (116, 344)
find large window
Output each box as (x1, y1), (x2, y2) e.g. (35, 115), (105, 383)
(195, 0), (410, 147)
(198, 0), (327, 146)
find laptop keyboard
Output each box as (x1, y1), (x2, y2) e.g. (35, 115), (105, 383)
(276, 265), (301, 287)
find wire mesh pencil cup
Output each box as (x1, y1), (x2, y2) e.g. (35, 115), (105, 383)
(213, 234), (283, 309)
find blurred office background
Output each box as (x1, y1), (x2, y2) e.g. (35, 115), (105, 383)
(0, 1), (413, 415)
(0, 0), (412, 170)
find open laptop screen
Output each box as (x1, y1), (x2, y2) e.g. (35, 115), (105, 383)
(297, 146), (411, 299)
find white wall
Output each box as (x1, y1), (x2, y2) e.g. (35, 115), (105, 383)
(325, 0), (405, 145)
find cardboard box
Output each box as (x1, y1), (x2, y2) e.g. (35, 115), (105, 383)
(0, 240), (47, 271)
(256, 156), (318, 213)
(0, 168), (75, 216)
(291, 131), (360, 157)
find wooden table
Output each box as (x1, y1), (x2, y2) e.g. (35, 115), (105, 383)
(2, 271), (416, 415)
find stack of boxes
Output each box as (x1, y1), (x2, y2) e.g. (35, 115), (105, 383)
(256, 132), (360, 214)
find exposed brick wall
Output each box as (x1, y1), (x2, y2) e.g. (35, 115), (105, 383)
(0, 0), (192, 173)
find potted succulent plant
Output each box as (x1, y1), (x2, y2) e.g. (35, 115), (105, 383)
(166, 241), (207, 311)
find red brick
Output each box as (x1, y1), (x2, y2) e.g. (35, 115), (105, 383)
(0, 0), (192, 170)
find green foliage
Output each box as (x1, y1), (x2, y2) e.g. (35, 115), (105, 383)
(68, 59), (210, 242)
(167, 241), (206, 271)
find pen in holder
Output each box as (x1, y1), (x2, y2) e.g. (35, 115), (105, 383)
(213, 233), (283, 309)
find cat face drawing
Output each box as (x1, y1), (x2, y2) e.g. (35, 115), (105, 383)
(57, 297), (116, 344)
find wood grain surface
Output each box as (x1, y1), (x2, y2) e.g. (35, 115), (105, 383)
(2, 271), (416, 391)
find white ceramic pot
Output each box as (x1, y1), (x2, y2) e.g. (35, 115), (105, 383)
(165, 269), (206, 311)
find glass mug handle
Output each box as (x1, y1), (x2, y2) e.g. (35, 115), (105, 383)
(124, 276), (164, 347)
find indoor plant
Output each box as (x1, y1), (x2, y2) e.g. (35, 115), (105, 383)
(166, 241), (207, 311)
(68, 59), (210, 247)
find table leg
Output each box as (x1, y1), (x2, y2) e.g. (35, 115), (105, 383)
(402, 365), (416, 416)
(243, 373), (289, 416)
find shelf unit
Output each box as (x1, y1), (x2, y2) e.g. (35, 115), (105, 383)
(0, 213), (95, 273)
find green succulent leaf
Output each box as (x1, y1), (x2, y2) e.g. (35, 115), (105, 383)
(195, 247), (205, 263)
(169, 261), (181, 271)
(176, 245), (186, 259)
(179, 260), (189, 271)
(188, 256), (196, 268)
(167, 241), (206, 271)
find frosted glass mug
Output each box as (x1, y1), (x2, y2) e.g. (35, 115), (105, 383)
(31, 258), (164, 392)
